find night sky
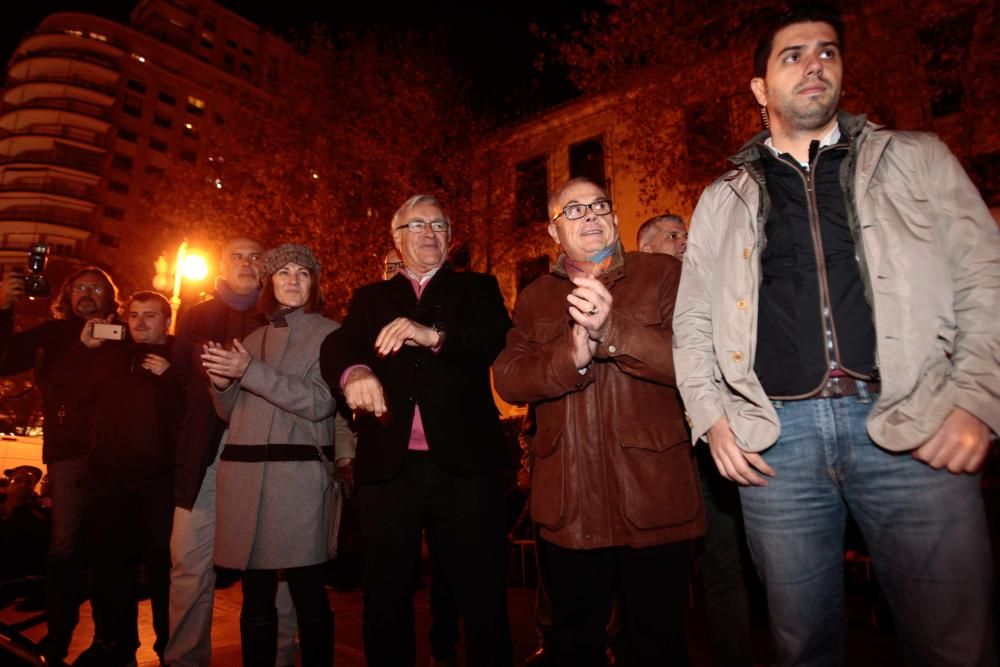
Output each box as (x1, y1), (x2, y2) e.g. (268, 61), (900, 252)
(2, 0), (607, 121)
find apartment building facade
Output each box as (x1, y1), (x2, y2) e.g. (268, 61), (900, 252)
(0, 0), (297, 288)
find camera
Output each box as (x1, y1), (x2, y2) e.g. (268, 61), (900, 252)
(24, 243), (50, 298)
(92, 322), (125, 341)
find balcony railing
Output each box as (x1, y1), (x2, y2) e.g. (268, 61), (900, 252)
(0, 97), (111, 121)
(5, 74), (117, 98)
(0, 177), (97, 202)
(0, 150), (104, 175)
(0, 204), (93, 228)
(10, 48), (121, 72)
(0, 125), (108, 149)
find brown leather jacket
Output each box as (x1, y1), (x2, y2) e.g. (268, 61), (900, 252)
(494, 246), (704, 550)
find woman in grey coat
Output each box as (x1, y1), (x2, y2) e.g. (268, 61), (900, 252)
(201, 244), (353, 667)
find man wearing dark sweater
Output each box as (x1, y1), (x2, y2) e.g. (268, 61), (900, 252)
(0, 265), (120, 664)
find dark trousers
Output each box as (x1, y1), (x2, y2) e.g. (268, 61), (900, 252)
(696, 447), (753, 667)
(42, 457), (97, 659)
(359, 451), (512, 666)
(242, 564), (332, 667)
(541, 538), (691, 667)
(426, 524), (460, 661)
(88, 474), (173, 657)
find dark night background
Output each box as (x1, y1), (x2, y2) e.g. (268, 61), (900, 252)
(2, 0), (609, 121)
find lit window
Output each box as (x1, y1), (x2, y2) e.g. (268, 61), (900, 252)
(312, 173), (319, 179)
(187, 96), (206, 109)
(131, 53), (147, 63)
(65, 30), (83, 37)
(88, 32), (107, 42)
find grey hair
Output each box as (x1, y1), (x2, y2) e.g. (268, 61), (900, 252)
(547, 177), (607, 221)
(636, 214), (685, 247)
(390, 194), (451, 232)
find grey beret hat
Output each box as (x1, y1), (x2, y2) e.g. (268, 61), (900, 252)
(263, 244), (321, 275)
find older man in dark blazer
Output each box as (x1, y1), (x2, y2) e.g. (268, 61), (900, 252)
(321, 194), (513, 666)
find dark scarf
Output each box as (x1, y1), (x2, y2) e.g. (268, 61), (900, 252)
(215, 277), (260, 312)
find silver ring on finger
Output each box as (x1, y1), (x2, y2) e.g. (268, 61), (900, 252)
(588, 306), (598, 316)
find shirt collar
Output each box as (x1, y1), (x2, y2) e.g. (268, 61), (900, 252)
(403, 265), (440, 286)
(764, 124), (842, 168)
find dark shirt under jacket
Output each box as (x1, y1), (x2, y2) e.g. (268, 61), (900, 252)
(86, 338), (184, 481)
(171, 297), (265, 510)
(320, 267), (513, 486)
(753, 142), (877, 398)
(0, 309), (93, 464)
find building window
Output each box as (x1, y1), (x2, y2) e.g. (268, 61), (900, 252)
(126, 79), (146, 93)
(154, 112), (172, 129)
(112, 153), (133, 171)
(239, 63), (252, 78)
(242, 47), (254, 57)
(149, 138), (168, 152)
(99, 233), (120, 247)
(104, 205), (125, 220)
(568, 137), (607, 191)
(183, 123), (198, 138)
(123, 104), (142, 117)
(214, 112), (225, 125)
(158, 91), (176, 106)
(187, 96), (206, 115)
(223, 53), (235, 72)
(145, 165), (165, 177)
(118, 129), (137, 143)
(180, 150), (197, 163)
(109, 180), (129, 194)
(226, 38), (237, 49)
(514, 155), (549, 228)
(918, 13), (975, 117)
(123, 91), (143, 117)
(204, 15), (216, 31)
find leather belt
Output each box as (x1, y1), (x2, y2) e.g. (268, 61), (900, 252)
(814, 376), (880, 399)
(221, 444), (336, 462)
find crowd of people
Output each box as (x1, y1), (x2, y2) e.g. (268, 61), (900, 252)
(0, 6), (998, 667)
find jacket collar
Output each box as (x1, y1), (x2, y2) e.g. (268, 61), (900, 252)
(728, 110), (873, 168)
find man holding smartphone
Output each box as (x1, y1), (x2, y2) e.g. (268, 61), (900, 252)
(0, 264), (121, 664)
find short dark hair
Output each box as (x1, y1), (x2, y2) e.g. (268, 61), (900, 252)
(637, 214), (684, 248)
(128, 291), (171, 319)
(753, 4), (845, 78)
(52, 267), (120, 320)
(258, 266), (324, 315)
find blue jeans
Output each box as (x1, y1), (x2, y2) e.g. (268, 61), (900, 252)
(739, 388), (995, 666)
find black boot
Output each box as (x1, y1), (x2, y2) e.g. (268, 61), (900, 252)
(240, 611), (278, 667)
(297, 607), (334, 666)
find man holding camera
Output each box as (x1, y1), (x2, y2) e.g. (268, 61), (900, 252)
(0, 264), (121, 664)
(75, 290), (183, 666)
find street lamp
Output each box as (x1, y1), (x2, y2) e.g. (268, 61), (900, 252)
(154, 240), (209, 334)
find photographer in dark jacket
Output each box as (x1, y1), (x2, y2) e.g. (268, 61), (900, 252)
(0, 265), (120, 664)
(75, 290), (183, 666)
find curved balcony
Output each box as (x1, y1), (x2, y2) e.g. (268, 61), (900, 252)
(0, 205), (94, 230)
(0, 97), (111, 123)
(0, 150), (104, 176)
(0, 177), (97, 203)
(9, 47), (121, 74)
(0, 125), (109, 151)
(4, 75), (117, 100)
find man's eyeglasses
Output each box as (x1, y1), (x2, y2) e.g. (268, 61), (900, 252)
(383, 261), (403, 273)
(394, 219), (450, 234)
(552, 199), (613, 222)
(72, 284), (106, 295)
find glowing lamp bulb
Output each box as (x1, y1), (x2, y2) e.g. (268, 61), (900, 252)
(182, 254), (209, 281)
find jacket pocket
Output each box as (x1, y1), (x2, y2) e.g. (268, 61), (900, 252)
(530, 426), (566, 530)
(616, 421), (700, 530)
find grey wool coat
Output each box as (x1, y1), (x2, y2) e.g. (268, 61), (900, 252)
(211, 308), (354, 570)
